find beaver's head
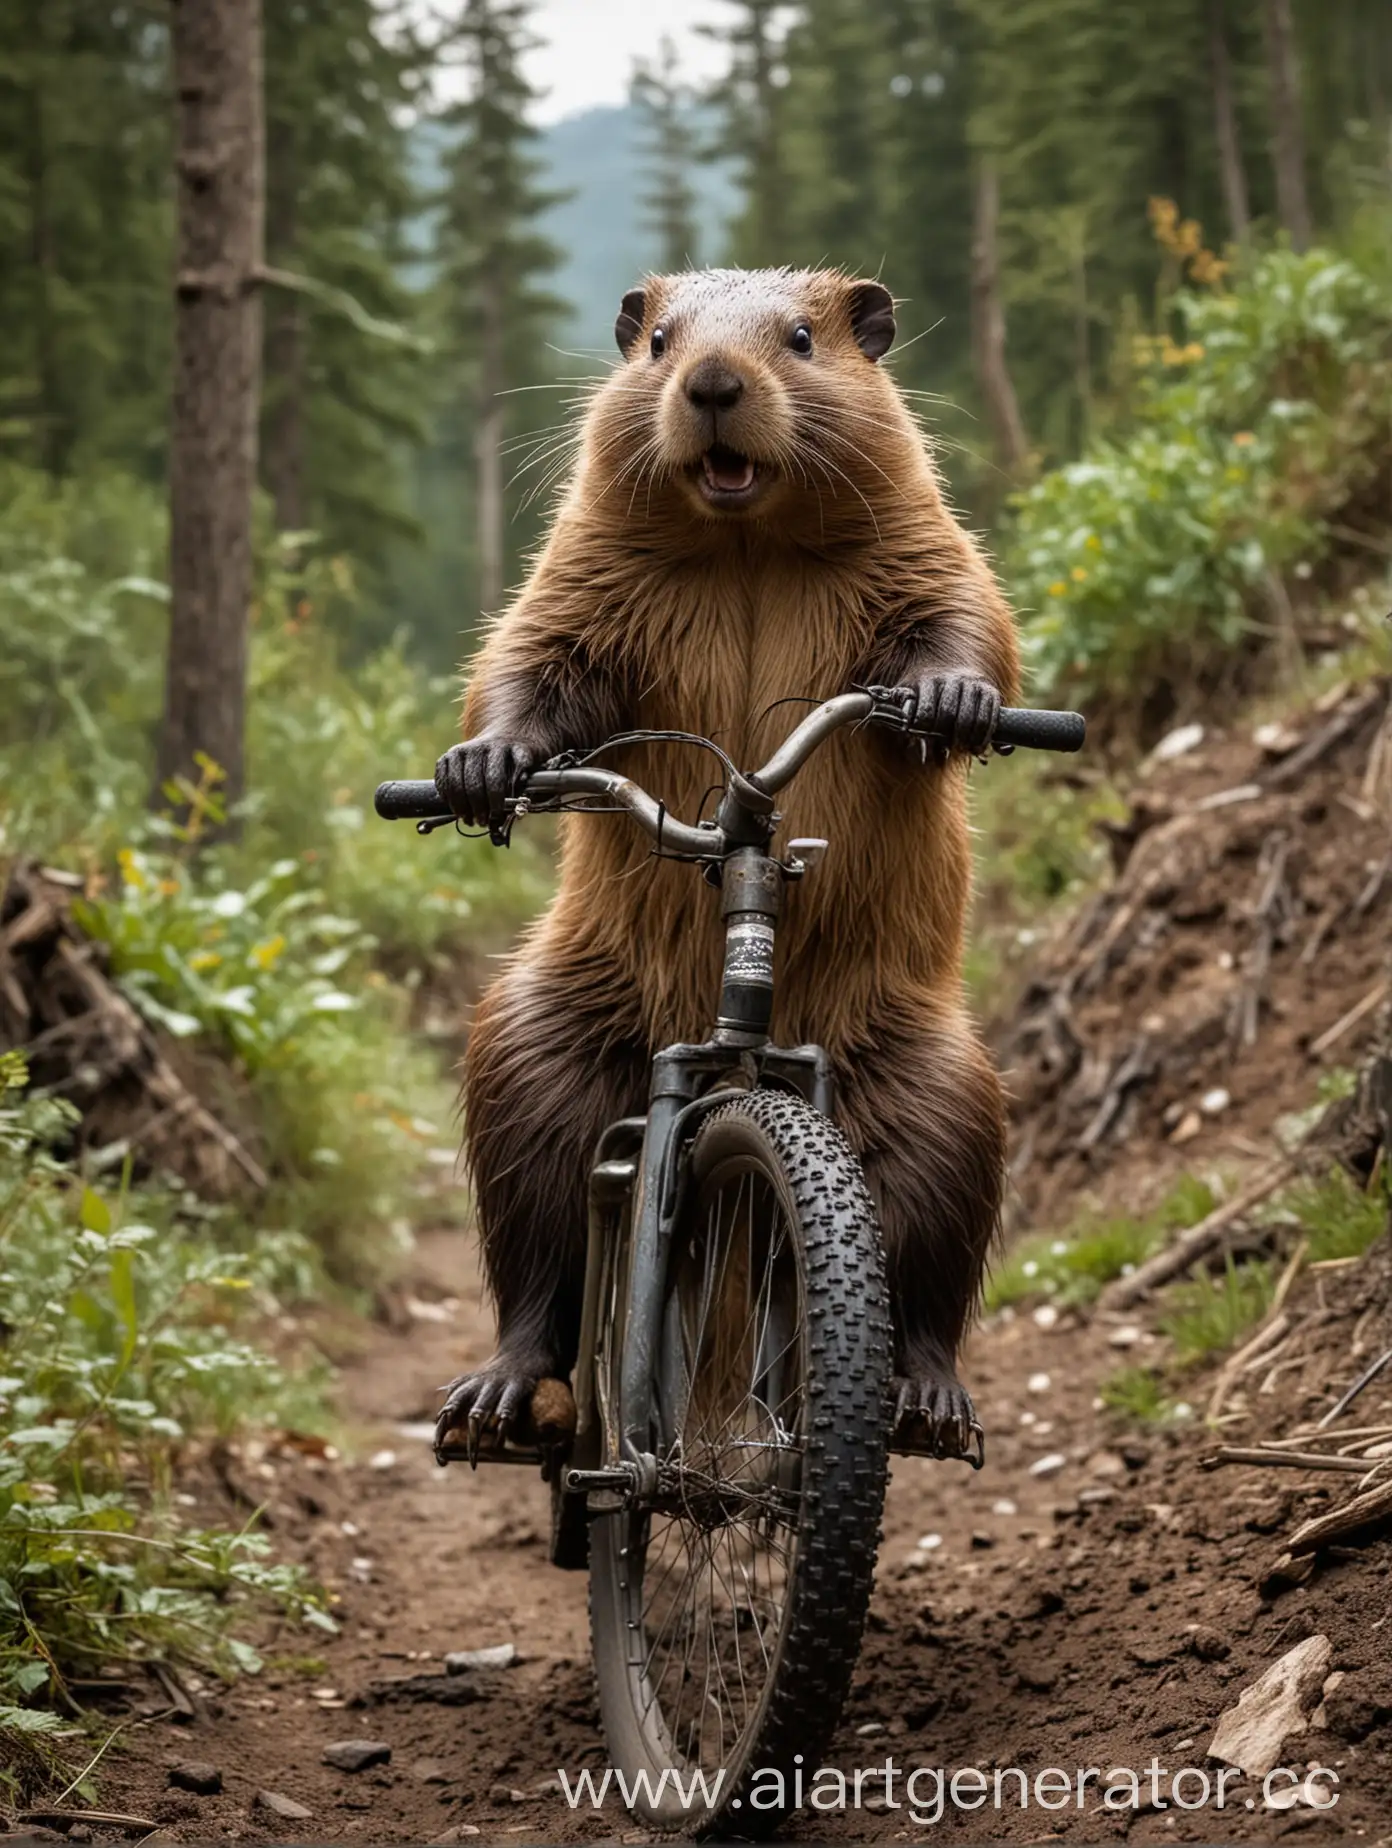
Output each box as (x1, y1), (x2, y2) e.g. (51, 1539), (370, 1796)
(586, 267), (899, 523)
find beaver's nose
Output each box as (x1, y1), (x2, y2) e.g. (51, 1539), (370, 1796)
(685, 358), (744, 412)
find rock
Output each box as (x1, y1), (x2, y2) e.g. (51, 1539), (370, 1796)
(1027, 1371), (1051, 1394)
(167, 1759), (222, 1796)
(1120, 1442), (1150, 1470)
(915, 1532), (943, 1551)
(366, 1671), (483, 1705)
(367, 1448), (397, 1470)
(444, 1642), (518, 1674)
(970, 1531), (995, 1550)
(1108, 1325), (1142, 1349)
(430, 1829), (481, 1843)
(1208, 1634), (1333, 1776)
(1150, 722), (1205, 764)
(1032, 1304), (1058, 1329)
(490, 1784), (530, 1803)
(1200, 1086), (1231, 1116)
(322, 1739), (392, 1773)
(1188, 1625), (1231, 1662)
(255, 1790), (314, 1821)
(1170, 1110), (1203, 1144)
(1016, 1663), (1058, 1693)
(991, 1497), (1017, 1517)
(1087, 1449), (1125, 1477)
(1320, 1668), (1392, 1742)
(411, 1758), (454, 1785)
(1028, 1453), (1066, 1479)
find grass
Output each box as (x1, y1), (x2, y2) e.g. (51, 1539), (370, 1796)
(986, 1172), (1216, 1310)
(1157, 1253), (1276, 1364)
(1284, 1164), (1388, 1264)
(1098, 1366), (1176, 1425)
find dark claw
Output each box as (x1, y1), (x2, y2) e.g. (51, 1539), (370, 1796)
(889, 1369), (985, 1466)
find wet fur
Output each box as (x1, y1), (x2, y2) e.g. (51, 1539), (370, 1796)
(454, 267), (1020, 1439)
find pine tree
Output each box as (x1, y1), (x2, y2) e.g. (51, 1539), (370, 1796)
(702, 0), (794, 266)
(432, 0), (567, 620)
(157, 0), (263, 823)
(260, 0), (425, 576)
(632, 36), (701, 272)
(0, 1), (170, 478)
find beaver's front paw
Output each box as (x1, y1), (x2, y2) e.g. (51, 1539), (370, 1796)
(908, 673), (1001, 756)
(889, 1368), (984, 1467)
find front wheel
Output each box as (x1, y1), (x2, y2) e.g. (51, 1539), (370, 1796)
(589, 1089), (892, 1837)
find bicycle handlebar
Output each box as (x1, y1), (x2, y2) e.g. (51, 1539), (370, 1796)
(373, 693), (1087, 845)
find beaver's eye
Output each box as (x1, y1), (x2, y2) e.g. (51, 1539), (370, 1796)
(791, 324), (813, 356)
(650, 327), (667, 359)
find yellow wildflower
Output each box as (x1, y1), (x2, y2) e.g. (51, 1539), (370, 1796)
(1049, 581), (1067, 597)
(1071, 567), (1088, 583)
(251, 934), (287, 971)
(189, 951), (223, 972)
(1232, 431), (1255, 446)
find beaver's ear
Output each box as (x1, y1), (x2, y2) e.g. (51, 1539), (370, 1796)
(847, 281), (896, 361)
(615, 288), (647, 357)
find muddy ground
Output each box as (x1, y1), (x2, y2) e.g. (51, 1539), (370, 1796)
(21, 682), (1392, 1846)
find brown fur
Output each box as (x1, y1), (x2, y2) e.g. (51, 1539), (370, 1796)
(453, 267), (1020, 1424)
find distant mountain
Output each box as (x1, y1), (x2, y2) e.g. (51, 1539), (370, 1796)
(538, 104), (738, 357)
(406, 104), (738, 358)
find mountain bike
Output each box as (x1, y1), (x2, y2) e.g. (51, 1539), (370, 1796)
(375, 686), (1084, 1837)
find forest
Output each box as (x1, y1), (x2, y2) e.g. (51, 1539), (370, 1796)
(2, 0), (1392, 1835)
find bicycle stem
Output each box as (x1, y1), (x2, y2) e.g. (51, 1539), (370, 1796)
(714, 846), (784, 1048)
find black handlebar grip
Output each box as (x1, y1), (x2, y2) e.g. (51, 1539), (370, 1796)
(991, 707), (1087, 753)
(374, 778), (452, 821)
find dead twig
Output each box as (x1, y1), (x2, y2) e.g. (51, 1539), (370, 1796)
(1309, 981), (1392, 1060)
(1205, 1446), (1370, 1473)
(1318, 1344), (1392, 1429)
(1099, 1162), (1294, 1309)
(1265, 687), (1384, 789)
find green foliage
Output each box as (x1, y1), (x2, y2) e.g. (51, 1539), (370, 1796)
(1098, 1366), (1174, 1425)
(1158, 1252), (1275, 1363)
(70, 846), (451, 1281)
(1285, 1165), (1388, 1264)
(1009, 244), (1392, 709)
(987, 1173), (1216, 1310)
(0, 465), (546, 1279)
(0, 1053), (334, 1708)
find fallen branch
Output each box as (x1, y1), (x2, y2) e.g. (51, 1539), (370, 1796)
(1205, 1445), (1371, 1473)
(1309, 980), (1390, 1060)
(1288, 1475), (1392, 1555)
(1099, 1162), (1293, 1309)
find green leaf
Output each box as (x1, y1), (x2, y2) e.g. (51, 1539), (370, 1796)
(79, 1187), (111, 1235)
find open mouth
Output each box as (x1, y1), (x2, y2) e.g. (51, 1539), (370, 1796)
(696, 444), (762, 507)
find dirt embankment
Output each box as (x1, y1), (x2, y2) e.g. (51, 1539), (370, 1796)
(17, 677), (1392, 1846)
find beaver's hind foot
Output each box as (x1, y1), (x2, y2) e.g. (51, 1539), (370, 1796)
(435, 1360), (576, 1471)
(890, 1367), (985, 1468)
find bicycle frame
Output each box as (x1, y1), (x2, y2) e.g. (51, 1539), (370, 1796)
(374, 687), (1086, 1492)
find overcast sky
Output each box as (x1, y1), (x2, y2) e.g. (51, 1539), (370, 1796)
(524, 0), (731, 121)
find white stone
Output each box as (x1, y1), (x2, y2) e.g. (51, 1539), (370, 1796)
(1028, 1453), (1066, 1479)
(1208, 1635), (1333, 1777)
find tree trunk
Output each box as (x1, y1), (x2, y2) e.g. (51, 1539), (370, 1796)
(1208, 0), (1251, 243)
(1261, 0), (1312, 250)
(475, 272), (504, 616)
(970, 159), (1028, 481)
(158, 0), (264, 826)
(263, 111), (305, 533)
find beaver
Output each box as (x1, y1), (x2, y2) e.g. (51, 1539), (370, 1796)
(434, 266), (1021, 1460)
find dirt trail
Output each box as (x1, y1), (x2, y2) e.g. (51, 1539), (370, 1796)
(102, 1220), (1392, 1844)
